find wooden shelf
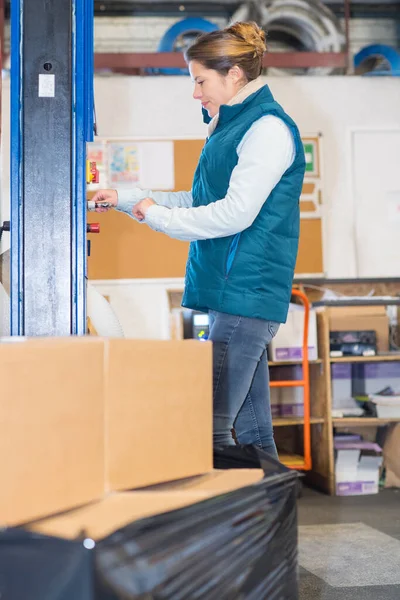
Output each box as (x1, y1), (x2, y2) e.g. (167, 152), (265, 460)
(279, 453), (307, 469)
(268, 359), (322, 366)
(333, 417), (400, 426)
(273, 417), (324, 426)
(330, 355), (400, 363)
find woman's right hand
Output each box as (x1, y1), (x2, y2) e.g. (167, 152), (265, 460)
(90, 189), (118, 212)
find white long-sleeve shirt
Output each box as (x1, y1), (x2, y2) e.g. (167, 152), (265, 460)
(116, 115), (295, 242)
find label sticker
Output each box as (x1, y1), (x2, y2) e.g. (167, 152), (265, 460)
(38, 74), (55, 97)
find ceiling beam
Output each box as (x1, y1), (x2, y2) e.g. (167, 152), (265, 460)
(94, 51), (348, 71)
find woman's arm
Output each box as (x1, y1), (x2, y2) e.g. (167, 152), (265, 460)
(116, 188), (193, 217)
(141, 116), (295, 242)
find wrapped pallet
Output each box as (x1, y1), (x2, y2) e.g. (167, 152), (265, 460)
(0, 447), (299, 600)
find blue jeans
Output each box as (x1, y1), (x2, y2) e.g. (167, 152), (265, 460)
(208, 310), (280, 460)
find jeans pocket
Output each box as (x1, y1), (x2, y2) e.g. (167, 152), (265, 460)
(267, 321), (280, 341)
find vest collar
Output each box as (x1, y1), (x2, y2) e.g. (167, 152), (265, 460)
(203, 77), (274, 136)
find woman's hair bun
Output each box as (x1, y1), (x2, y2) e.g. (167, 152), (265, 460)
(226, 21), (267, 56)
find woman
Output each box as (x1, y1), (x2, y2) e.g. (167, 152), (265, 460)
(92, 21), (305, 460)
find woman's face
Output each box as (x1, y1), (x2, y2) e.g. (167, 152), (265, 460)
(189, 60), (244, 118)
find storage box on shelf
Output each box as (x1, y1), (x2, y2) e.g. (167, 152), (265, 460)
(326, 305), (389, 353)
(334, 439), (383, 496)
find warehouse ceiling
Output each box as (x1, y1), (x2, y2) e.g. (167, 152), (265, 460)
(92, 0), (400, 19)
(3, 0), (400, 19)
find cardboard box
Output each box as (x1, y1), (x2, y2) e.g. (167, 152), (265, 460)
(335, 441), (382, 496)
(0, 337), (105, 527)
(105, 339), (213, 491)
(28, 469), (265, 540)
(327, 306), (389, 353)
(0, 337), (213, 526)
(269, 306), (318, 362)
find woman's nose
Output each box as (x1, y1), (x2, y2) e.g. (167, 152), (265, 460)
(193, 84), (202, 100)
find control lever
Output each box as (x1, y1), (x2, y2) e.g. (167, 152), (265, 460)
(87, 200), (112, 211)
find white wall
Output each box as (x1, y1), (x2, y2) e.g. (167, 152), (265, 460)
(1, 75), (400, 337)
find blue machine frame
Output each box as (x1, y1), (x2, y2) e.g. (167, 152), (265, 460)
(10, 0), (94, 336)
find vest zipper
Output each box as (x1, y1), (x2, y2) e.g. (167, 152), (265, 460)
(225, 233), (241, 279)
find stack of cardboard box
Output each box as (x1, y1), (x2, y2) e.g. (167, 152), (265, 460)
(0, 336), (265, 537)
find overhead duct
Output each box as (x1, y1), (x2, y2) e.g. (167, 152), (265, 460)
(354, 44), (400, 76)
(231, 0), (345, 76)
(156, 17), (219, 75)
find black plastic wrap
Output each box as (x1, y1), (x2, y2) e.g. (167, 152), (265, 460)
(0, 528), (93, 600)
(1, 447), (299, 599)
(95, 446), (299, 600)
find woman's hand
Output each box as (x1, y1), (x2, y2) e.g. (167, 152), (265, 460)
(132, 197), (156, 221)
(89, 189), (118, 212)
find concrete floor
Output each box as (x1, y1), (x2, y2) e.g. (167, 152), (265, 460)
(298, 485), (400, 600)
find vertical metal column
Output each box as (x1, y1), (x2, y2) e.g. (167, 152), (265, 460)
(10, 0), (94, 336)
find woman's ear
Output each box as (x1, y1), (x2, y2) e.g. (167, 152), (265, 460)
(228, 65), (245, 84)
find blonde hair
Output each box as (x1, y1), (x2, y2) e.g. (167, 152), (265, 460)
(185, 21), (267, 81)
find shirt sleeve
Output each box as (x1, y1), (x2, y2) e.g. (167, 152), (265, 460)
(116, 187), (193, 217)
(144, 115), (296, 242)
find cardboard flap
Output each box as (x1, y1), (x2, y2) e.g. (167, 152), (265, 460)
(28, 492), (212, 540)
(28, 469), (266, 540)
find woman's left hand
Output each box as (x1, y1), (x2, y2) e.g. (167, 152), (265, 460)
(132, 197), (156, 221)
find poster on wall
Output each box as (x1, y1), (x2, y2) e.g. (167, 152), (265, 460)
(87, 141), (107, 188)
(302, 137), (320, 178)
(300, 135), (323, 219)
(107, 142), (141, 187)
(88, 138), (175, 190)
(87, 143), (106, 171)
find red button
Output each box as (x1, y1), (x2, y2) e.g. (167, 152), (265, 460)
(87, 223), (100, 234)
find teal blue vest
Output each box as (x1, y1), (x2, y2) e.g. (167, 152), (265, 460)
(182, 84), (305, 323)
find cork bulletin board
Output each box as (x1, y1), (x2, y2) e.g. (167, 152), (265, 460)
(87, 135), (324, 280)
